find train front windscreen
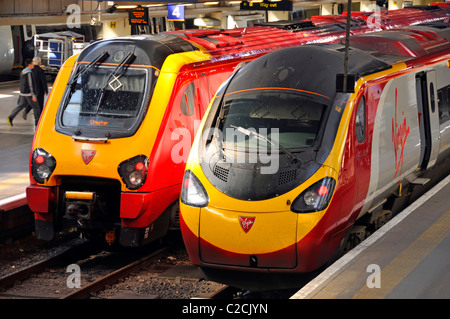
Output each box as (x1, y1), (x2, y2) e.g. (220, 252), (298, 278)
(220, 88), (327, 151)
(54, 35), (198, 140)
(57, 50), (153, 139)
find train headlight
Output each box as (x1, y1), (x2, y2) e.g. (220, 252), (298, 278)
(118, 155), (149, 190)
(291, 177), (336, 213)
(31, 148), (57, 184)
(181, 170), (209, 207)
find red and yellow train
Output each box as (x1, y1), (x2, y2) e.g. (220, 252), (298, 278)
(180, 23), (450, 288)
(26, 5), (450, 247)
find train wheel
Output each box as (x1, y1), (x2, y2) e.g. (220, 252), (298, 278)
(337, 225), (367, 257)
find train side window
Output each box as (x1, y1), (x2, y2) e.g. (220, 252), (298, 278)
(26, 25), (33, 38)
(430, 82), (435, 113)
(438, 86), (450, 124)
(180, 82), (195, 116)
(355, 97), (366, 143)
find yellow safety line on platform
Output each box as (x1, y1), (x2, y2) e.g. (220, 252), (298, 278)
(0, 173), (29, 194)
(352, 209), (450, 298)
(0, 173), (29, 185)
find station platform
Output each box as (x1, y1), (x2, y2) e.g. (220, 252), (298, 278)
(292, 174), (450, 299)
(0, 80), (49, 201)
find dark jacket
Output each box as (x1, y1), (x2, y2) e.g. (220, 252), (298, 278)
(32, 65), (48, 97)
(19, 68), (35, 97)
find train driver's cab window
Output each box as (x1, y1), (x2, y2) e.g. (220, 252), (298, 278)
(60, 64), (149, 134)
(180, 82), (195, 116)
(355, 97), (366, 143)
(220, 89), (326, 150)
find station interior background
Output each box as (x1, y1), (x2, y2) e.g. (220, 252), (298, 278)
(0, 0), (443, 40)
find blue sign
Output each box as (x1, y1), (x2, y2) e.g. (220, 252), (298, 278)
(168, 4), (185, 21)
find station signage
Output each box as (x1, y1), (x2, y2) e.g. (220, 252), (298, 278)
(129, 6), (149, 25)
(168, 4), (185, 21)
(240, 0), (293, 11)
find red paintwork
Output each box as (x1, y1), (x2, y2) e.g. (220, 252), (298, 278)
(26, 185), (55, 224)
(26, 185), (55, 214)
(120, 185), (180, 228)
(348, 27), (450, 57)
(350, 7), (450, 30)
(431, 2), (450, 8)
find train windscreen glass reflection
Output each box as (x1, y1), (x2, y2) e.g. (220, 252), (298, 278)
(221, 89), (326, 150)
(62, 65), (148, 131)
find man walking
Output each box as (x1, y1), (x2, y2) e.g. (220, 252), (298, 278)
(23, 56), (48, 119)
(7, 58), (41, 127)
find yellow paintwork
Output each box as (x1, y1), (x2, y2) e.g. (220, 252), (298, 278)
(200, 206), (298, 254)
(32, 49), (211, 191)
(182, 158), (338, 253)
(65, 191), (95, 201)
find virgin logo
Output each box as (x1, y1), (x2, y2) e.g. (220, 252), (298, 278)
(81, 150), (96, 165)
(239, 216), (255, 233)
(392, 88), (410, 180)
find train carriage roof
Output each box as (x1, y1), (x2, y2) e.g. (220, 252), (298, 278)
(226, 43), (392, 105)
(76, 33), (199, 70)
(227, 24), (450, 103)
(346, 24), (450, 59)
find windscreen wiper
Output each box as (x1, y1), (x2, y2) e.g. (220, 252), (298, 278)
(94, 51), (136, 114)
(68, 51), (109, 88)
(230, 125), (300, 164)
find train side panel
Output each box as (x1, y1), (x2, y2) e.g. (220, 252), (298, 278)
(361, 71), (421, 217)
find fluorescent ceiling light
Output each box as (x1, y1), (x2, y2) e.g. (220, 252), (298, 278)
(116, 5), (137, 9)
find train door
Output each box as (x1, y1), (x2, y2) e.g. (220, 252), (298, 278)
(416, 71), (440, 170)
(354, 96), (370, 208)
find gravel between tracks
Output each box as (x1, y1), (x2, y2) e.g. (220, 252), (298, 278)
(93, 248), (226, 299)
(0, 235), (86, 278)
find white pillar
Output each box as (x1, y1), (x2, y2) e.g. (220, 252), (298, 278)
(360, 0), (377, 12)
(321, 4), (334, 15)
(268, 11), (289, 22)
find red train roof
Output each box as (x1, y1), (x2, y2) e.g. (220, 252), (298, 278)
(351, 6), (450, 29)
(347, 26), (450, 58)
(166, 5), (450, 64)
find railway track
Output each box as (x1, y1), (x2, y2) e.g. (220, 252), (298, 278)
(0, 235), (226, 299)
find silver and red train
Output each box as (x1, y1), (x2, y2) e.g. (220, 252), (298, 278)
(180, 22), (450, 288)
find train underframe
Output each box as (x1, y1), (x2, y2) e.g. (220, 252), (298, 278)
(27, 177), (181, 247)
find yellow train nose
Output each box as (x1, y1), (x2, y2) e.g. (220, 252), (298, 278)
(198, 206), (298, 268)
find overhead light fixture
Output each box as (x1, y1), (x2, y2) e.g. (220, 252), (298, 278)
(194, 16), (221, 27)
(204, 2), (220, 5)
(116, 5), (138, 9)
